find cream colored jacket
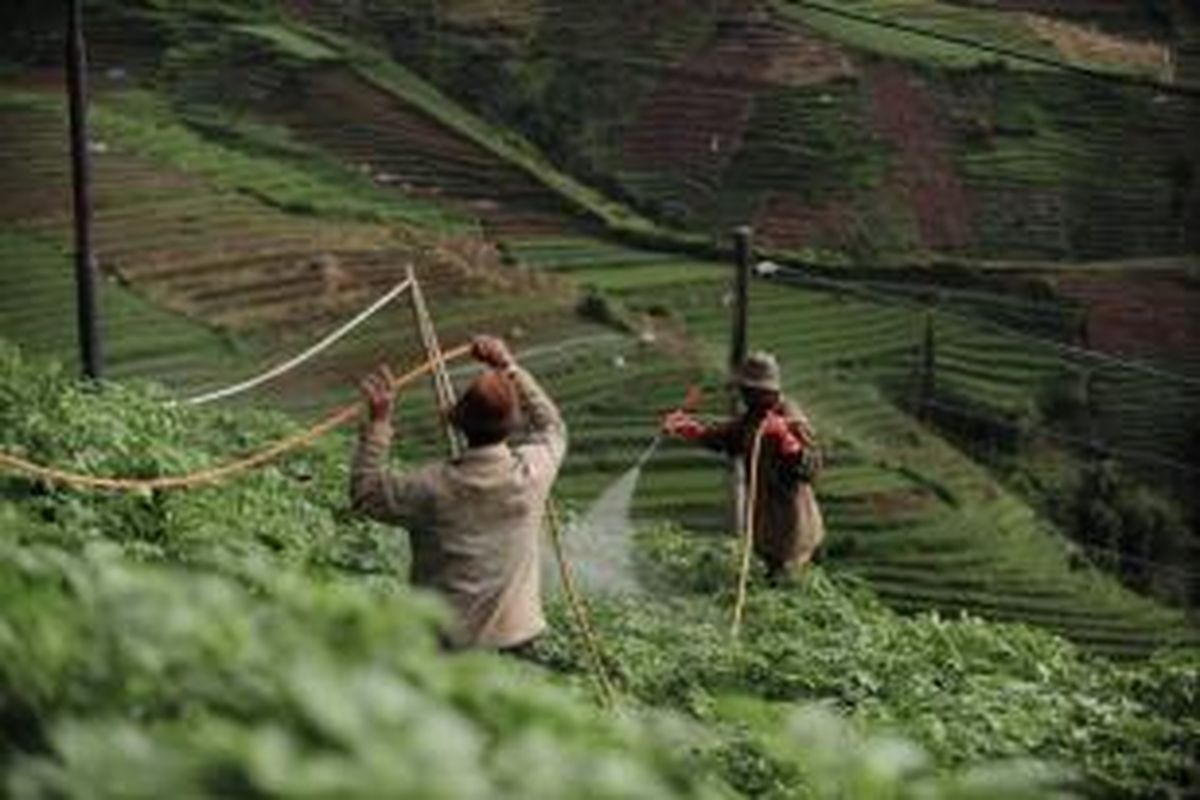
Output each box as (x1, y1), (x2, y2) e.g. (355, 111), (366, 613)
(351, 366), (566, 649)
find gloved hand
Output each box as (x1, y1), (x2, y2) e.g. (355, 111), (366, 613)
(761, 412), (802, 457)
(662, 409), (705, 440)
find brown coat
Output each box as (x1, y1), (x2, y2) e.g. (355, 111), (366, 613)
(698, 397), (825, 570)
(350, 366), (566, 649)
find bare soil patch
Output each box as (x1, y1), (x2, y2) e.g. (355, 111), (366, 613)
(1056, 273), (1200, 359)
(866, 64), (974, 252)
(868, 488), (937, 519)
(622, 18), (853, 173)
(753, 191), (857, 251)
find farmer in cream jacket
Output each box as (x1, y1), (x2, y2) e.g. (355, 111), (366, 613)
(351, 336), (566, 654)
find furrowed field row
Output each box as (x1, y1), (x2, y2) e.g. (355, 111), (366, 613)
(933, 371), (1041, 412)
(684, 319), (921, 364)
(871, 583), (1195, 641)
(559, 262), (728, 286)
(682, 295), (919, 333)
(843, 563), (1083, 603)
(507, 242), (681, 268)
(746, 311), (923, 346)
(932, 356), (1062, 393)
(863, 570), (1187, 629)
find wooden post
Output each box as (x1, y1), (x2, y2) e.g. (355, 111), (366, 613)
(728, 227), (753, 542)
(730, 226), (752, 383)
(66, 0), (103, 380)
(407, 266), (461, 457)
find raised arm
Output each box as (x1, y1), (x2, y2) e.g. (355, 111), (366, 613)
(509, 365), (567, 466)
(662, 410), (739, 455)
(349, 366), (432, 526)
(473, 336), (567, 475)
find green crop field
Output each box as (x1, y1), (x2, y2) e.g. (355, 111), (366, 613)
(538, 265), (1198, 657)
(4, 10), (1190, 662)
(1, 345), (1197, 798)
(0, 230), (233, 384)
(1, 1), (1197, 796)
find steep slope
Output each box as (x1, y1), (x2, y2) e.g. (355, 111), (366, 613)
(2, 2), (1195, 655)
(291, 0), (1195, 262)
(509, 238), (1200, 655)
(0, 83), (585, 412)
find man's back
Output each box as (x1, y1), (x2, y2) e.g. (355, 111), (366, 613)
(403, 435), (558, 647)
(351, 357), (566, 649)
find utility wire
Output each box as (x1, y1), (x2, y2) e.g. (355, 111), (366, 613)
(919, 397), (1200, 477)
(840, 278), (1082, 320)
(1064, 540), (1200, 581)
(789, 0), (1200, 100)
(906, 407), (1200, 580)
(769, 267), (1200, 390)
(396, 8), (1200, 101)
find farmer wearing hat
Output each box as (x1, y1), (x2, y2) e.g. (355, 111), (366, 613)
(351, 335), (566, 652)
(662, 351), (824, 582)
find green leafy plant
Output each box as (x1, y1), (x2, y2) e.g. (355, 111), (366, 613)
(5, 342), (1193, 798)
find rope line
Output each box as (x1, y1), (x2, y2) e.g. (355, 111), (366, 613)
(731, 419), (768, 639)
(0, 344), (472, 492)
(1, 337), (624, 702)
(546, 501), (618, 709)
(176, 278), (414, 407)
(408, 268), (462, 457)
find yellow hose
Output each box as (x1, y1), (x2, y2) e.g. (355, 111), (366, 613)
(731, 419), (768, 639)
(0, 344), (473, 492)
(546, 500), (618, 709)
(0, 339), (619, 708)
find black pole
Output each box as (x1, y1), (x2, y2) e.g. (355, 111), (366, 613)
(730, 226), (752, 376)
(66, 0), (103, 381)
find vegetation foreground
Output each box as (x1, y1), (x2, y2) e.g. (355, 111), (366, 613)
(0, 344), (1196, 799)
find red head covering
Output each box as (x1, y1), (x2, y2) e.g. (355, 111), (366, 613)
(450, 370), (519, 444)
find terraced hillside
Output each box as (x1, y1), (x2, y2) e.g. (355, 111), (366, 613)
(285, 0), (1195, 262)
(946, 0), (1174, 37)
(10, 0), (1196, 263)
(504, 236), (1199, 655)
(0, 85), (587, 406)
(258, 66), (599, 240)
(0, 94), (237, 385)
(712, 8), (1190, 259)
(2, 3), (1196, 660)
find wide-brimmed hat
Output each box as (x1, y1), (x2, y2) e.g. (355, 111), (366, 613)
(737, 351), (781, 392)
(450, 370), (519, 441)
